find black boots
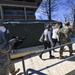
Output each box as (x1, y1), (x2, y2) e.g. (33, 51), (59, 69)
(50, 55), (55, 58)
(39, 51), (55, 60)
(49, 51), (54, 58)
(39, 54), (42, 59)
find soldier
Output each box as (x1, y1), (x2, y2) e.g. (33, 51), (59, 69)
(0, 30), (9, 75)
(0, 22), (20, 75)
(8, 36), (20, 75)
(58, 22), (74, 59)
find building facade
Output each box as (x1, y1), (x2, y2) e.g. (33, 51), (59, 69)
(0, 0), (42, 20)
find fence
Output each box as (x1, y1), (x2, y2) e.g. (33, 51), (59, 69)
(17, 41), (75, 75)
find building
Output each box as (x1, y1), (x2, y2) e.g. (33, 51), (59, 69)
(0, 0), (42, 20)
(0, 0), (62, 48)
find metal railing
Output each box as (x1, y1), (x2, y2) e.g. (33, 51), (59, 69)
(19, 41), (75, 75)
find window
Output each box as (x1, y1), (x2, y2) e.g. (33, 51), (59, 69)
(26, 8), (36, 15)
(3, 10), (24, 15)
(25, 0), (35, 2)
(26, 11), (35, 15)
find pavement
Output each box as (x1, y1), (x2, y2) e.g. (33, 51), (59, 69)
(9, 36), (75, 75)
(9, 42), (75, 75)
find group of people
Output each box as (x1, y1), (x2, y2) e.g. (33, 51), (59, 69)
(39, 22), (74, 59)
(0, 21), (75, 75)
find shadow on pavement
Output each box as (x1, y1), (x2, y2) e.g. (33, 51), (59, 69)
(27, 68), (47, 75)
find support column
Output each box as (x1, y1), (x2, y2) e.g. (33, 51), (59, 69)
(73, 6), (75, 29)
(0, 5), (3, 20)
(24, 7), (27, 20)
(48, 0), (51, 20)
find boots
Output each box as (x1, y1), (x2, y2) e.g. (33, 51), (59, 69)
(59, 56), (64, 59)
(39, 53), (42, 59)
(49, 51), (54, 58)
(69, 53), (73, 56)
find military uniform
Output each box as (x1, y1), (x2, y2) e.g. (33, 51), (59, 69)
(0, 30), (10, 75)
(0, 49), (10, 75)
(0, 22), (20, 75)
(0, 31), (20, 75)
(8, 37), (20, 75)
(58, 24), (74, 59)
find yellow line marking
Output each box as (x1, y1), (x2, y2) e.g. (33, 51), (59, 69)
(10, 50), (42, 59)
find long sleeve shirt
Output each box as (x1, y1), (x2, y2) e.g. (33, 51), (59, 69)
(52, 28), (59, 41)
(43, 29), (53, 44)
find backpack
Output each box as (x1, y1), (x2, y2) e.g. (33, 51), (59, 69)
(58, 28), (69, 43)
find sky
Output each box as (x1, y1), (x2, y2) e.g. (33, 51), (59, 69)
(35, 0), (75, 25)
(53, 0), (70, 22)
(35, 0), (49, 20)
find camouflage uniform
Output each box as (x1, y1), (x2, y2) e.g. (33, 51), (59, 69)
(8, 37), (20, 75)
(0, 31), (19, 75)
(0, 49), (10, 75)
(0, 30), (10, 75)
(58, 23), (74, 59)
(8, 39), (15, 75)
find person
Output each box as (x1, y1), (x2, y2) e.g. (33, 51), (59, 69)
(0, 22), (9, 75)
(58, 22), (74, 59)
(52, 22), (61, 52)
(0, 22), (20, 75)
(8, 36), (20, 75)
(39, 24), (54, 59)
(9, 36), (18, 53)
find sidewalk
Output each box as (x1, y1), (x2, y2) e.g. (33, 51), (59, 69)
(10, 43), (75, 75)
(10, 45), (44, 59)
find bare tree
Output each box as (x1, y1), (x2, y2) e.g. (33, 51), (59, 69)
(57, 13), (70, 26)
(65, 0), (75, 27)
(63, 13), (73, 22)
(57, 0), (75, 25)
(37, 0), (60, 20)
(48, 0), (60, 20)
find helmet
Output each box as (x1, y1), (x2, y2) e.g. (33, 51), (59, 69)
(65, 22), (70, 26)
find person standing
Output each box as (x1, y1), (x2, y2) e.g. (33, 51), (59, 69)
(0, 22), (20, 75)
(52, 22), (61, 52)
(58, 22), (74, 59)
(8, 36), (20, 75)
(0, 22), (9, 75)
(39, 24), (54, 59)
